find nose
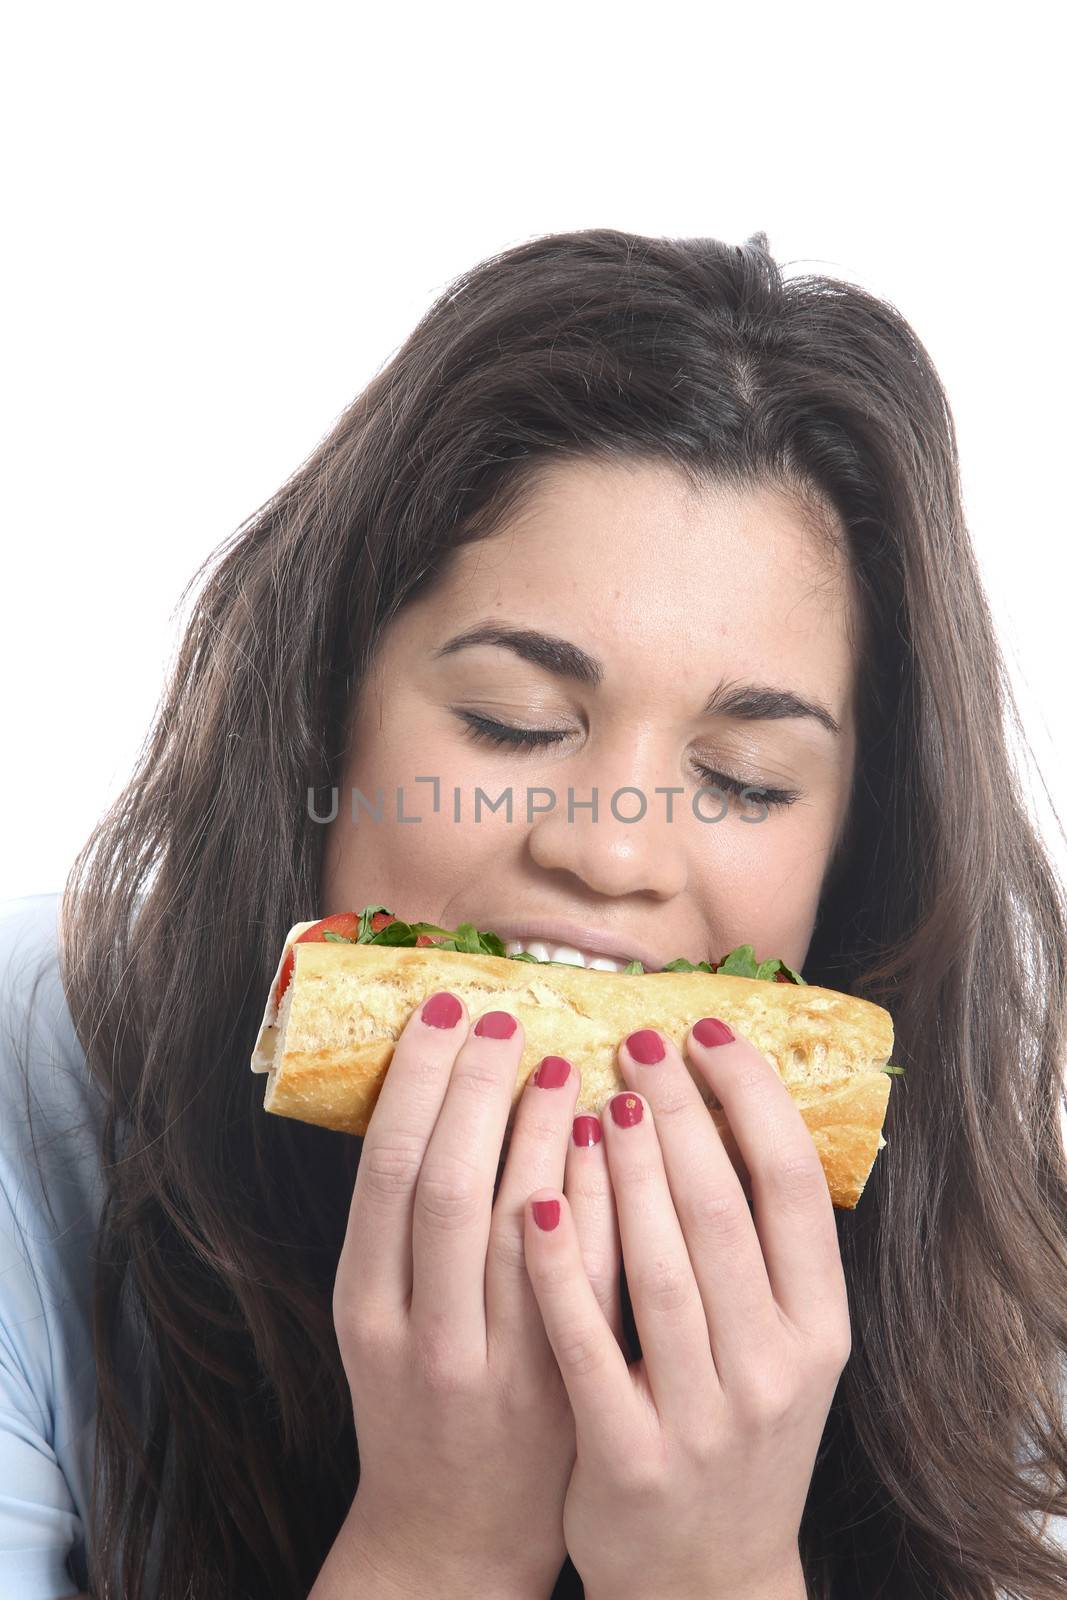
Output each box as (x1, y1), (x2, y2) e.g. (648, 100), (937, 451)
(524, 734), (689, 899)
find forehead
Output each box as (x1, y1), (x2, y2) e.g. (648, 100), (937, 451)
(400, 459), (859, 715)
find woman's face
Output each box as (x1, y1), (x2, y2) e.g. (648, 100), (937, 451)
(321, 459), (858, 974)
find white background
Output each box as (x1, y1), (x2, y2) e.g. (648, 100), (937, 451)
(2, 1), (1064, 906)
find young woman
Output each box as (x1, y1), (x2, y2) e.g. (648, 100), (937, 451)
(2, 228), (1065, 1599)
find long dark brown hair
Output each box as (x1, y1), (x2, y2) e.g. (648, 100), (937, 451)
(50, 229), (1067, 1597)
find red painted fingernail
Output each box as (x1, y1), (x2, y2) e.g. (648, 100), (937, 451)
(533, 1055), (571, 1088)
(694, 1017), (734, 1047)
(572, 1115), (602, 1147)
(532, 1199), (561, 1231)
(610, 1093), (644, 1128)
(626, 1029), (665, 1064)
(421, 992), (463, 1029)
(474, 1010), (517, 1039)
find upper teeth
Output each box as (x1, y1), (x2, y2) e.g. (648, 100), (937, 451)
(504, 938), (639, 972)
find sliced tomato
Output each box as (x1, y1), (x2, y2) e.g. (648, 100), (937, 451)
(312, 913), (364, 940)
(274, 952), (294, 1010)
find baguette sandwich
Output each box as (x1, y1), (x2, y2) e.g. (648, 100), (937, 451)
(250, 906), (899, 1209)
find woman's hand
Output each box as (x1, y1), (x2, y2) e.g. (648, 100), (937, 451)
(522, 1020), (850, 1600)
(332, 991), (625, 1600)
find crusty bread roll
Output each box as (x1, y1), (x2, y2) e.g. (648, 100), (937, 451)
(251, 920), (895, 1208)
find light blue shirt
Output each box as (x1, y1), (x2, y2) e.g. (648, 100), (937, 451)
(0, 894), (101, 1598)
(0, 892), (1064, 1597)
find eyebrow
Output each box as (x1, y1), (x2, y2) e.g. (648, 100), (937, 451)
(432, 622), (842, 738)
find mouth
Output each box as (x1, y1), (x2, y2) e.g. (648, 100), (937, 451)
(481, 918), (680, 973)
(503, 938), (650, 973)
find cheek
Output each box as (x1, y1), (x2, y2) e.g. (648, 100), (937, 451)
(319, 701), (520, 917)
(691, 804), (836, 967)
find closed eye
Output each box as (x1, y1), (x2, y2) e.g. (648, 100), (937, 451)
(451, 710), (801, 809)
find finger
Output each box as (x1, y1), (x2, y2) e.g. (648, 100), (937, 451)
(486, 1055), (581, 1354)
(345, 989), (475, 1320)
(687, 1019), (848, 1343)
(410, 1007), (528, 1354)
(599, 1084), (719, 1426)
(523, 1188), (636, 1462)
(617, 1029), (779, 1399)
(709, 1108), (755, 1207)
(565, 1112), (626, 1356)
